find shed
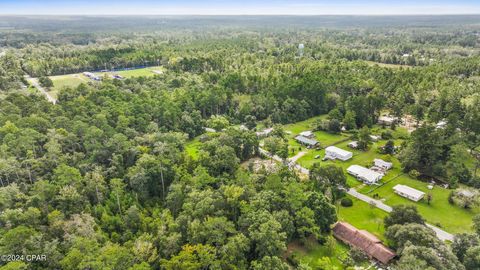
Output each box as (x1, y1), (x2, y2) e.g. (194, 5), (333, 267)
(393, 184), (425, 202)
(333, 222), (396, 265)
(370, 135), (381, 142)
(374, 159), (393, 170)
(325, 146), (352, 161)
(295, 135), (318, 148)
(299, 130), (314, 138)
(348, 141), (359, 149)
(347, 165), (383, 184)
(256, 128), (273, 137)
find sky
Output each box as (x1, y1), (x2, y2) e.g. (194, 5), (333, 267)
(1, 0), (480, 15)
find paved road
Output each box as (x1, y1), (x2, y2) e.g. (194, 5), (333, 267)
(347, 188), (454, 241)
(259, 146), (454, 242)
(26, 76), (57, 104)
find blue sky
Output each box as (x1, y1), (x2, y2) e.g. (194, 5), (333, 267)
(1, 0), (480, 15)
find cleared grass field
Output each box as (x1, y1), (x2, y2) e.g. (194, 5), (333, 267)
(337, 196), (389, 240)
(49, 74), (89, 98)
(95, 66), (164, 78)
(47, 66), (165, 97)
(291, 238), (350, 268)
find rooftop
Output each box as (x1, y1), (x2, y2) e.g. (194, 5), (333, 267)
(333, 222), (396, 265)
(325, 146), (352, 156)
(347, 165), (383, 183)
(393, 184), (425, 199)
(295, 135), (318, 146)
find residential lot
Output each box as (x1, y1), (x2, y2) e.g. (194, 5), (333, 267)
(46, 66), (165, 98)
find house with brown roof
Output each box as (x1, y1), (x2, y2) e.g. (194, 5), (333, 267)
(332, 222), (396, 265)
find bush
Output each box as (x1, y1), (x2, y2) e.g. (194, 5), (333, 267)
(409, 169), (420, 179)
(381, 130), (393, 140)
(341, 197), (353, 207)
(286, 253), (300, 267)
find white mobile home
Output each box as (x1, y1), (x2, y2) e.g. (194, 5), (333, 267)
(374, 159), (393, 170)
(347, 165), (383, 184)
(393, 184), (425, 202)
(325, 146), (352, 161)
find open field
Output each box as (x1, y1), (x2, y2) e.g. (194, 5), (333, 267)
(94, 66), (164, 78)
(46, 66), (165, 98)
(290, 238), (350, 268)
(337, 196), (389, 240)
(49, 74), (89, 98)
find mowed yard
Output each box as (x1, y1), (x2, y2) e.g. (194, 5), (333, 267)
(49, 74), (89, 98)
(358, 175), (480, 234)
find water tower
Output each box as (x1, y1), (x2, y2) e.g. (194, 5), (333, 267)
(298, 43), (305, 57)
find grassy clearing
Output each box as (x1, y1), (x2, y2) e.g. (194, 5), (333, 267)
(95, 66), (164, 78)
(358, 175), (480, 234)
(49, 74), (89, 98)
(185, 136), (203, 159)
(337, 196), (389, 241)
(289, 238), (350, 269)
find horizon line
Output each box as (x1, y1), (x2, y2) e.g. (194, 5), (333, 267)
(1, 13), (480, 16)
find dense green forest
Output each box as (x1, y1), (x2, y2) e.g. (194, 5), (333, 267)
(0, 16), (479, 269)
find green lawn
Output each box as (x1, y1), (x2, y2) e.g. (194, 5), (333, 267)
(293, 239), (350, 268)
(283, 115), (351, 158)
(337, 196), (389, 241)
(49, 74), (89, 98)
(185, 136), (203, 159)
(357, 175), (480, 234)
(95, 66), (164, 78)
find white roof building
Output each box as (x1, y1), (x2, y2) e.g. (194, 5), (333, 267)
(374, 159), (393, 170)
(347, 165), (383, 184)
(436, 120), (447, 129)
(256, 128), (273, 137)
(393, 184), (425, 202)
(378, 116), (396, 125)
(370, 135), (381, 142)
(348, 141), (359, 149)
(325, 146), (353, 161)
(299, 131), (314, 138)
(204, 127), (216, 133)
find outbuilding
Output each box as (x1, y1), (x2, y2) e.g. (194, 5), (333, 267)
(299, 130), (315, 138)
(348, 141), (359, 149)
(347, 165), (383, 184)
(325, 146), (352, 161)
(256, 128), (273, 138)
(393, 184), (425, 202)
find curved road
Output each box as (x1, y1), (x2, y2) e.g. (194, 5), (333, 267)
(25, 76), (57, 104)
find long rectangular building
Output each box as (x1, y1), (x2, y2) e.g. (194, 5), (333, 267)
(393, 184), (425, 202)
(347, 165), (383, 184)
(333, 222), (396, 265)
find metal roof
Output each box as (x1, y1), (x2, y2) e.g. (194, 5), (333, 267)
(295, 135), (318, 146)
(393, 184), (425, 200)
